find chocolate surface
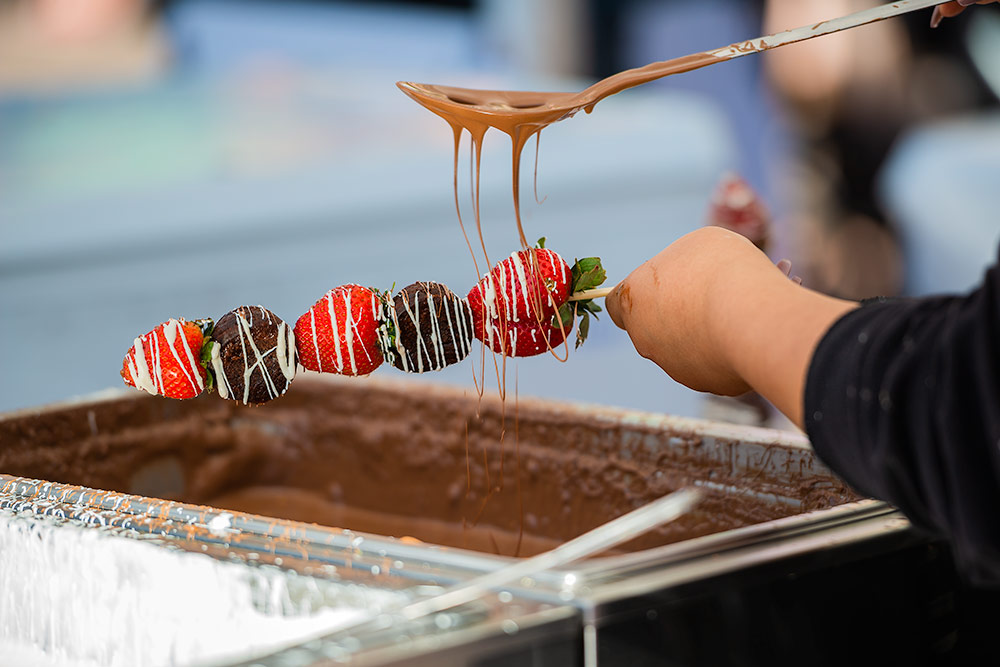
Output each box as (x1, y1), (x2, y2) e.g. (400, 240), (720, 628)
(211, 305), (296, 405)
(383, 282), (474, 373)
(0, 377), (860, 558)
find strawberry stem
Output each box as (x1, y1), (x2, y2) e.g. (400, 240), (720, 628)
(553, 256), (608, 348)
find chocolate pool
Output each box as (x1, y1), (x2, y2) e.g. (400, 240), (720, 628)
(0, 376), (857, 557)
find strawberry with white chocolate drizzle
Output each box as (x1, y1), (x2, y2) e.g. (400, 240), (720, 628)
(294, 284), (385, 376)
(121, 318), (214, 399)
(468, 239), (606, 356)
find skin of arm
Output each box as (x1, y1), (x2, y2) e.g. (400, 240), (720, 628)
(605, 227), (857, 428)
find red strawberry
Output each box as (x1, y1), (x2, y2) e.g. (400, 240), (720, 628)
(706, 173), (770, 250)
(468, 241), (606, 357)
(121, 318), (212, 399)
(294, 284), (384, 376)
(487, 316), (574, 357)
(467, 246), (571, 343)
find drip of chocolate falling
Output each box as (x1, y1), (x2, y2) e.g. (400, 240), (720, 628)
(383, 282), (474, 373)
(211, 305), (296, 405)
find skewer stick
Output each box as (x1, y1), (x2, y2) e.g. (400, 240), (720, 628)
(568, 286), (613, 302)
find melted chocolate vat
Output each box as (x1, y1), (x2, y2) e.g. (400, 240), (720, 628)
(0, 377), (858, 557)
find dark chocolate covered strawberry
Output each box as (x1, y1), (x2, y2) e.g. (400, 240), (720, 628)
(379, 281), (474, 373)
(210, 305), (296, 405)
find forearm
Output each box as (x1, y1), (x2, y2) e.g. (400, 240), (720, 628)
(709, 261), (857, 427)
(606, 227), (857, 427)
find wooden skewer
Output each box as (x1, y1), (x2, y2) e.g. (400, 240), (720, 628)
(568, 287), (613, 302)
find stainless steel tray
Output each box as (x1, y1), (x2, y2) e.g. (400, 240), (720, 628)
(0, 377), (920, 665)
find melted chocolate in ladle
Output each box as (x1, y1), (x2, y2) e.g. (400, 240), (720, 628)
(397, 0), (941, 246)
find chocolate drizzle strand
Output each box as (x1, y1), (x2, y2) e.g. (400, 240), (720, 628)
(210, 306), (296, 405)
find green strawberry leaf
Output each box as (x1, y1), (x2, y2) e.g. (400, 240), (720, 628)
(576, 310), (591, 349)
(539, 255), (607, 349)
(549, 300), (600, 348)
(200, 339), (217, 393)
(554, 302), (574, 328)
(536, 237), (546, 249)
(571, 257), (607, 294)
(194, 318), (215, 338)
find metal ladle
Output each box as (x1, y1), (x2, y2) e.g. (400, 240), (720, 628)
(398, 0), (945, 130)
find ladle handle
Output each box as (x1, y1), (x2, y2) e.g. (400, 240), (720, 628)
(710, 0), (944, 59)
(579, 0), (945, 105)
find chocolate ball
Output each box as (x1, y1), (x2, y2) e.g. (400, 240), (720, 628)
(381, 282), (474, 373)
(211, 305), (296, 405)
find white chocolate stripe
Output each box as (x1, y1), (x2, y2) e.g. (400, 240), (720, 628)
(166, 319), (203, 393)
(129, 336), (156, 395)
(151, 332), (165, 394)
(276, 321), (296, 382)
(510, 251), (531, 322)
(425, 294), (445, 369)
(343, 288), (357, 374)
(235, 309), (280, 404)
(404, 294), (427, 372)
(458, 298), (473, 356)
(390, 303), (409, 373)
(358, 293), (378, 366)
(211, 341), (231, 400)
(442, 294), (457, 359)
(310, 308), (322, 372)
(325, 291), (343, 373)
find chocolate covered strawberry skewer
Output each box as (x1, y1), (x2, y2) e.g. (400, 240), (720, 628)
(120, 244), (607, 403)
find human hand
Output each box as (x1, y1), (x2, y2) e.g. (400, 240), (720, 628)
(931, 0), (997, 28)
(606, 227), (856, 426)
(605, 227), (762, 397)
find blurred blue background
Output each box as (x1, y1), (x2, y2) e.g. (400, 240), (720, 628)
(1, 0), (997, 423)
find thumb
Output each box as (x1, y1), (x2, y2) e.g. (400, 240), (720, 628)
(604, 281), (630, 330)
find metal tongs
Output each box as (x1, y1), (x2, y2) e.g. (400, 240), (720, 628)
(242, 488), (702, 665)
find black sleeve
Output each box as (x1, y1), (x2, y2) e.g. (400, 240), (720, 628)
(804, 251), (1000, 586)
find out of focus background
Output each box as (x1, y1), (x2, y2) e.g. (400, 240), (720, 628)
(1, 0), (998, 423)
